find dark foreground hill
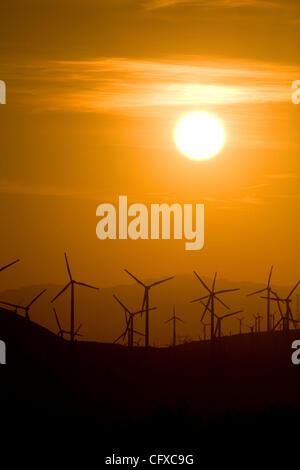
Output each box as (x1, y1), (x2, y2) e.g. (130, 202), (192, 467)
(1, 305), (300, 458)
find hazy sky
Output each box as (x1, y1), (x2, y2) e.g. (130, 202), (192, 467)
(0, 0), (299, 290)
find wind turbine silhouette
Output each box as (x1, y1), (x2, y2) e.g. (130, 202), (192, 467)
(0, 259), (20, 273)
(51, 253), (98, 342)
(201, 320), (210, 340)
(165, 305), (184, 347)
(113, 294), (155, 347)
(236, 317), (244, 335)
(53, 308), (69, 338)
(215, 311), (243, 338)
(53, 308), (83, 340)
(198, 298), (242, 338)
(0, 289), (46, 320)
(263, 280), (300, 331)
(124, 269), (174, 347)
(191, 271), (240, 342)
(253, 313), (263, 332)
(247, 266), (274, 331)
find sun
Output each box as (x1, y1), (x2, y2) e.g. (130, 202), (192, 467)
(174, 112), (226, 161)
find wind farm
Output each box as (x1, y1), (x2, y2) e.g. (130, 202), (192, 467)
(1, 258), (299, 346)
(1, 256), (300, 454)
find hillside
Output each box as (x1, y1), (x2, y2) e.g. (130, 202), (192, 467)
(1, 305), (300, 452)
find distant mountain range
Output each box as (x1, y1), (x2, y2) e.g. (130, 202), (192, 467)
(0, 274), (298, 345)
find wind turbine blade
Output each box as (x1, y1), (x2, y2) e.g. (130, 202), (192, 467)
(53, 308), (62, 331)
(214, 321), (219, 337)
(0, 259), (20, 272)
(200, 299), (213, 314)
(193, 271), (211, 294)
(190, 294), (210, 303)
(221, 310), (243, 319)
(267, 266), (273, 287)
(27, 289), (47, 308)
(133, 330), (145, 336)
(0, 300), (21, 309)
(141, 292), (146, 309)
(123, 322), (131, 339)
(247, 288), (267, 297)
(273, 317), (282, 330)
(113, 295), (130, 313)
(124, 309), (128, 323)
(133, 306), (156, 316)
(288, 309), (297, 328)
(273, 293), (283, 318)
(64, 253), (72, 281)
(287, 280), (300, 299)
(51, 282), (71, 303)
(214, 295), (230, 310)
(75, 281), (98, 290)
(201, 296), (212, 321)
(212, 272), (217, 291)
(150, 276), (174, 288)
(175, 316), (185, 323)
(124, 269), (145, 287)
(75, 324), (83, 335)
(215, 288), (240, 295)
(165, 317), (173, 323)
(139, 292), (147, 318)
(113, 332), (126, 344)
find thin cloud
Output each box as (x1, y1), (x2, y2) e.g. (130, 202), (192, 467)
(144, 0), (282, 11)
(203, 195), (264, 205)
(4, 57), (298, 114)
(268, 194), (300, 200)
(265, 173), (300, 179)
(0, 181), (99, 200)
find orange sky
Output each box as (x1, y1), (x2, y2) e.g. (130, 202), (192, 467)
(0, 0), (299, 290)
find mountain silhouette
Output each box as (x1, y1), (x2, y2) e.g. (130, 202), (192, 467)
(0, 274), (295, 345)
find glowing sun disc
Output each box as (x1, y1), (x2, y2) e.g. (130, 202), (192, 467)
(174, 112), (226, 160)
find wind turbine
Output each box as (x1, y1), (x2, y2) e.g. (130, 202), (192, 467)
(0, 259), (20, 273)
(247, 267), (274, 331)
(246, 324), (255, 334)
(236, 317), (244, 335)
(0, 289), (46, 320)
(51, 253), (98, 343)
(201, 320), (210, 340)
(190, 271), (240, 342)
(214, 310), (243, 338)
(270, 312), (276, 330)
(113, 295), (155, 347)
(124, 269), (174, 347)
(262, 280), (300, 332)
(53, 307), (83, 339)
(165, 305), (184, 347)
(253, 313), (263, 333)
(53, 308), (69, 338)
